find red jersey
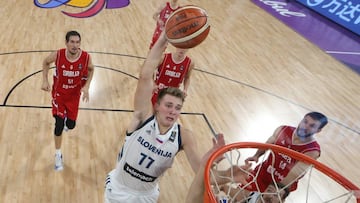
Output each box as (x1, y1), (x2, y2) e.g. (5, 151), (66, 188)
(52, 48), (89, 96)
(151, 53), (191, 104)
(247, 126), (320, 192)
(149, 2), (180, 49)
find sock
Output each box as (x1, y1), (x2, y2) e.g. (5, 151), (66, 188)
(55, 149), (62, 155)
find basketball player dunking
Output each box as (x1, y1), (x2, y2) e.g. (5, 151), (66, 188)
(104, 32), (224, 203)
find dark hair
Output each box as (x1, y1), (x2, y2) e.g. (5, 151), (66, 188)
(305, 112), (328, 129)
(65, 31), (81, 42)
(157, 87), (185, 104)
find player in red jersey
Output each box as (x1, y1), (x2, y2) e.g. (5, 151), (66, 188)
(245, 112), (328, 194)
(185, 112), (328, 202)
(149, 0), (180, 49)
(151, 48), (194, 106)
(41, 30), (94, 171)
(220, 112), (328, 201)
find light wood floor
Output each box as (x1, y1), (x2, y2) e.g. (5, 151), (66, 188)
(0, 0), (359, 202)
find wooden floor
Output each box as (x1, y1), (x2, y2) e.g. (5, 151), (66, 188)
(0, 0), (359, 202)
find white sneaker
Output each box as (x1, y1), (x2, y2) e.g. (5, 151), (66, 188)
(54, 154), (64, 171)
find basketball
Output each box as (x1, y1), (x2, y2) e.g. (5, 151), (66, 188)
(165, 5), (210, 49)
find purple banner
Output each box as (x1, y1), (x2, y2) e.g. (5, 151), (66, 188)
(296, 0), (360, 36)
(252, 0), (360, 74)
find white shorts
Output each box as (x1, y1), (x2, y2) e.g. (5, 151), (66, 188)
(104, 170), (160, 203)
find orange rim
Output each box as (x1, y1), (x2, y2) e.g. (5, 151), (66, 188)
(204, 142), (360, 203)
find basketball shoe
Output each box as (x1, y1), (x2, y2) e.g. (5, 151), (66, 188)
(54, 153), (64, 171)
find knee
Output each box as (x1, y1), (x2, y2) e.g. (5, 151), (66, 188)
(66, 119), (76, 130)
(54, 116), (64, 136)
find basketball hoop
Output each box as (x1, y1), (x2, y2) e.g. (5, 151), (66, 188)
(204, 142), (360, 203)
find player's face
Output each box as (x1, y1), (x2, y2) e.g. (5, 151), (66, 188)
(65, 36), (81, 55)
(175, 48), (188, 58)
(156, 94), (182, 127)
(296, 115), (322, 138)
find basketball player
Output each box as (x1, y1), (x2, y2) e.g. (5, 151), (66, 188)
(41, 30), (94, 171)
(104, 32), (223, 203)
(151, 47), (194, 105)
(221, 112), (328, 201)
(149, 0), (180, 49)
(187, 112), (327, 202)
(245, 112), (328, 192)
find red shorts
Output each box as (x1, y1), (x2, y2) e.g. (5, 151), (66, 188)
(52, 91), (81, 121)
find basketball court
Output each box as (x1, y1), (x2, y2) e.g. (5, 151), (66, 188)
(0, 0), (359, 202)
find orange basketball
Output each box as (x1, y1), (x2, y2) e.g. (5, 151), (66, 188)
(165, 5), (210, 49)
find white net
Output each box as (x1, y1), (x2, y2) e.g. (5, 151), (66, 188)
(205, 142), (360, 203)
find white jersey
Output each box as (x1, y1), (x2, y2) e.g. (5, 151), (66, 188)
(112, 115), (182, 192)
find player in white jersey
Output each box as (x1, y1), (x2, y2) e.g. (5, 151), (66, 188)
(104, 32), (225, 203)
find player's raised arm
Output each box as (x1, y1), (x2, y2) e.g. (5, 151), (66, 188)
(130, 33), (168, 128)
